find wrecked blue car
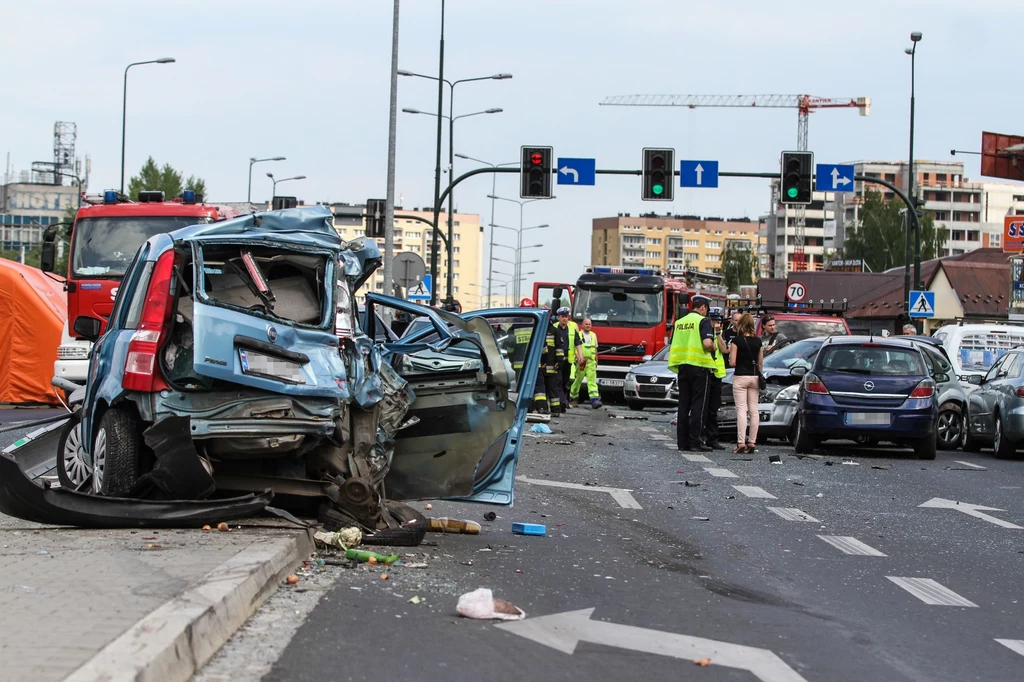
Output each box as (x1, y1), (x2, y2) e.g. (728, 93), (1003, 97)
(10, 206), (548, 538)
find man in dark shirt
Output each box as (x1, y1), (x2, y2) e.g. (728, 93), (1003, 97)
(722, 310), (742, 348)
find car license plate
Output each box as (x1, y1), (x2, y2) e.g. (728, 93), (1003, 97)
(239, 349), (306, 384)
(598, 378), (624, 388)
(846, 412), (890, 426)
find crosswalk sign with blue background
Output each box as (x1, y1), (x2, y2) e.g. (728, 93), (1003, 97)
(908, 290), (935, 318)
(408, 274), (432, 301)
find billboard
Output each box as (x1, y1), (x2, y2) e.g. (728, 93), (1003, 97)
(1004, 216), (1024, 253)
(825, 258), (864, 272)
(981, 131), (1024, 181)
(1010, 256), (1024, 321)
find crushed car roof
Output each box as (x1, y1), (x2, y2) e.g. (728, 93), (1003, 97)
(170, 205), (342, 249)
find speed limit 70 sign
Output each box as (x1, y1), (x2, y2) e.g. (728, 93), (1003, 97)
(786, 281), (807, 303)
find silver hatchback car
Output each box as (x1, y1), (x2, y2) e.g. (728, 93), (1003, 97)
(962, 346), (1024, 458)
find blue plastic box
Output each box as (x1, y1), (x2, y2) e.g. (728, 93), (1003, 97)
(512, 522), (547, 536)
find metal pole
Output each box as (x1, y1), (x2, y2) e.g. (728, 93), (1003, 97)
(911, 47), (922, 297)
(486, 172), (497, 306)
(429, 0), (445, 306)
(516, 202), (524, 301)
(382, 0), (400, 300)
(247, 159), (255, 203)
(446, 85), (455, 305)
(120, 64), (130, 194)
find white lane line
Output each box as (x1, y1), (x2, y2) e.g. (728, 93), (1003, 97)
(705, 467), (739, 478)
(886, 577), (978, 607)
(733, 485), (777, 499)
(767, 507), (820, 522)
(996, 639), (1024, 658)
(817, 535), (887, 557)
(683, 454), (714, 463)
(516, 475), (642, 509)
(954, 460), (987, 470)
(649, 434), (673, 441)
(639, 426), (659, 433)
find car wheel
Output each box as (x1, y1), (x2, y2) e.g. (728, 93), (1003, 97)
(627, 400), (645, 411)
(913, 433), (937, 460)
(56, 412), (91, 491)
(363, 502), (429, 547)
(793, 417), (817, 454)
(993, 413), (1017, 459)
(936, 405), (963, 451)
(92, 407), (141, 496)
(961, 406), (983, 452)
(787, 419), (798, 446)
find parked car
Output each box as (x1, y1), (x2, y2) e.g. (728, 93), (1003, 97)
(792, 336), (938, 458)
(755, 313), (850, 342)
(961, 347), (1024, 458)
(624, 347), (675, 410)
(903, 336), (968, 450)
(34, 207), (550, 532)
(931, 323), (1024, 390)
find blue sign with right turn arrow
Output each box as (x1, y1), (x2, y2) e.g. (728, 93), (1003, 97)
(816, 164), (855, 193)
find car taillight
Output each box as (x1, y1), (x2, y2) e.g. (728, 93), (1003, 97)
(1016, 387), (1024, 398)
(804, 372), (829, 395)
(122, 251), (176, 392)
(908, 379), (935, 399)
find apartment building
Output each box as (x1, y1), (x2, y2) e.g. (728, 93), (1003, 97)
(591, 213), (763, 274)
(762, 184), (836, 276)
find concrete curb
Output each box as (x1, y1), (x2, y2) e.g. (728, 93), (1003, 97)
(64, 528), (314, 682)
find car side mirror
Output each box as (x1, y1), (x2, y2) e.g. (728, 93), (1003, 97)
(967, 374), (983, 386)
(72, 316), (103, 342)
(641, 354), (652, 362)
(791, 366), (808, 377)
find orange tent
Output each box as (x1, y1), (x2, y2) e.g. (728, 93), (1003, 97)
(0, 259), (67, 404)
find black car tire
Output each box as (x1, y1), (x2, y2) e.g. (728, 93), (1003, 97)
(363, 502), (428, 547)
(627, 400), (645, 411)
(56, 411), (90, 491)
(961, 406), (983, 452)
(793, 417), (817, 454)
(787, 419), (798, 446)
(913, 433), (937, 460)
(936, 404), (964, 451)
(93, 407), (140, 496)
(319, 504), (361, 532)
(993, 413), (1017, 460)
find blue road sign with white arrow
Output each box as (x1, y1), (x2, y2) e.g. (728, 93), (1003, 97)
(816, 163), (855, 193)
(908, 290), (935, 318)
(408, 274), (432, 301)
(679, 160), (718, 188)
(556, 158), (596, 185)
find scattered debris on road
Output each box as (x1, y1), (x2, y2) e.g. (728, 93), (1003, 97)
(314, 528), (362, 550)
(691, 516), (710, 521)
(695, 657), (712, 667)
(609, 414), (649, 420)
(790, 453), (824, 461)
(456, 588), (525, 621)
(345, 549), (399, 565)
(684, 481), (701, 487)
(512, 522), (547, 536)
(285, 575), (300, 585)
(484, 511), (497, 521)
(871, 465), (892, 470)
(843, 461), (861, 466)
(768, 454), (782, 463)
(428, 518), (481, 534)
(529, 423), (554, 434)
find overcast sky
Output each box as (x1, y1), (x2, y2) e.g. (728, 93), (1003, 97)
(4, 0), (1023, 286)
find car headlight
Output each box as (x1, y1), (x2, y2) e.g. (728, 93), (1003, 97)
(625, 372), (635, 383)
(775, 385), (798, 402)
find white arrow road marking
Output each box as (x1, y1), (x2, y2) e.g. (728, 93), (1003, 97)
(886, 577), (978, 607)
(705, 467), (738, 478)
(516, 475), (642, 509)
(733, 485), (777, 499)
(682, 453), (714, 462)
(831, 167), (851, 187)
(496, 608), (807, 682)
(919, 497), (1022, 529)
(954, 460), (987, 470)
(817, 535), (887, 556)
(649, 434), (672, 441)
(767, 507), (820, 522)
(996, 639), (1024, 658)
(695, 163), (705, 185)
(559, 166), (579, 182)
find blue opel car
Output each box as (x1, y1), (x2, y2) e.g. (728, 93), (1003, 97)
(792, 336), (938, 459)
(48, 206), (548, 533)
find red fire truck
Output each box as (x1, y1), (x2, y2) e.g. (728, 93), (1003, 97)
(534, 266), (728, 394)
(49, 189), (237, 384)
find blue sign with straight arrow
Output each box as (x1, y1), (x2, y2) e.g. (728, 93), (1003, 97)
(816, 164), (855, 193)
(680, 160), (718, 188)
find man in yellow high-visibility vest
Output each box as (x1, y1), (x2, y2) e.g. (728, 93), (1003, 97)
(667, 295), (717, 452)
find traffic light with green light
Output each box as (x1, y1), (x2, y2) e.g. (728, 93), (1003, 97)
(780, 151), (813, 205)
(520, 146), (553, 199)
(642, 148), (675, 201)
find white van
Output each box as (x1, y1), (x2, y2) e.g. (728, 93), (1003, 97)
(931, 323), (1024, 389)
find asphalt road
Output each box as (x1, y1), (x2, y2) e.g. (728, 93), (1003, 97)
(189, 404), (1023, 682)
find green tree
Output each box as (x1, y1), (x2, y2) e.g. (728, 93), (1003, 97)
(127, 157), (208, 200)
(840, 190), (947, 272)
(721, 242), (756, 292)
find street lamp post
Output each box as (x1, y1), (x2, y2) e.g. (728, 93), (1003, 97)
(121, 58), (176, 194)
(266, 173), (306, 201)
(248, 157), (285, 203)
(399, 68), (512, 305)
(488, 193), (548, 299)
(905, 31), (923, 330)
(456, 153), (518, 309)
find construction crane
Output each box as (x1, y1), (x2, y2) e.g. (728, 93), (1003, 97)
(600, 94), (870, 272)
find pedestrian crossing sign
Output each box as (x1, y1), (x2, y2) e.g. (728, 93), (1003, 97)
(908, 290), (935, 318)
(408, 274), (432, 301)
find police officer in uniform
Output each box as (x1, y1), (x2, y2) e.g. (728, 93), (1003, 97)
(667, 295), (717, 452)
(702, 308), (728, 450)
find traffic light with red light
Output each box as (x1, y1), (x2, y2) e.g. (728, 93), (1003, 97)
(520, 146), (553, 199)
(642, 148), (675, 201)
(780, 151), (813, 205)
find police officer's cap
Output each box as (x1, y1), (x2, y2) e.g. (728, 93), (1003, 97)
(690, 295), (712, 309)
(708, 307), (724, 321)
(556, 307), (571, 316)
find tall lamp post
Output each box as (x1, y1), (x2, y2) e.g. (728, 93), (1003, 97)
(489, 192), (549, 299)
(905, 31), (923, 330)
(121, 57), (176, 194)
(248, 156), (285, 203)
(399, 68), (512, 305)
(267, 173), (306, 200)
(456, 153), (519, 309)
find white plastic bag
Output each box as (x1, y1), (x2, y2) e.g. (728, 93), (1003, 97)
(456, 588), (526, 621)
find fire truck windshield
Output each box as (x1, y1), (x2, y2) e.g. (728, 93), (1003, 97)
(573, 288), (663, 327)
(71, 216), (208, 278)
